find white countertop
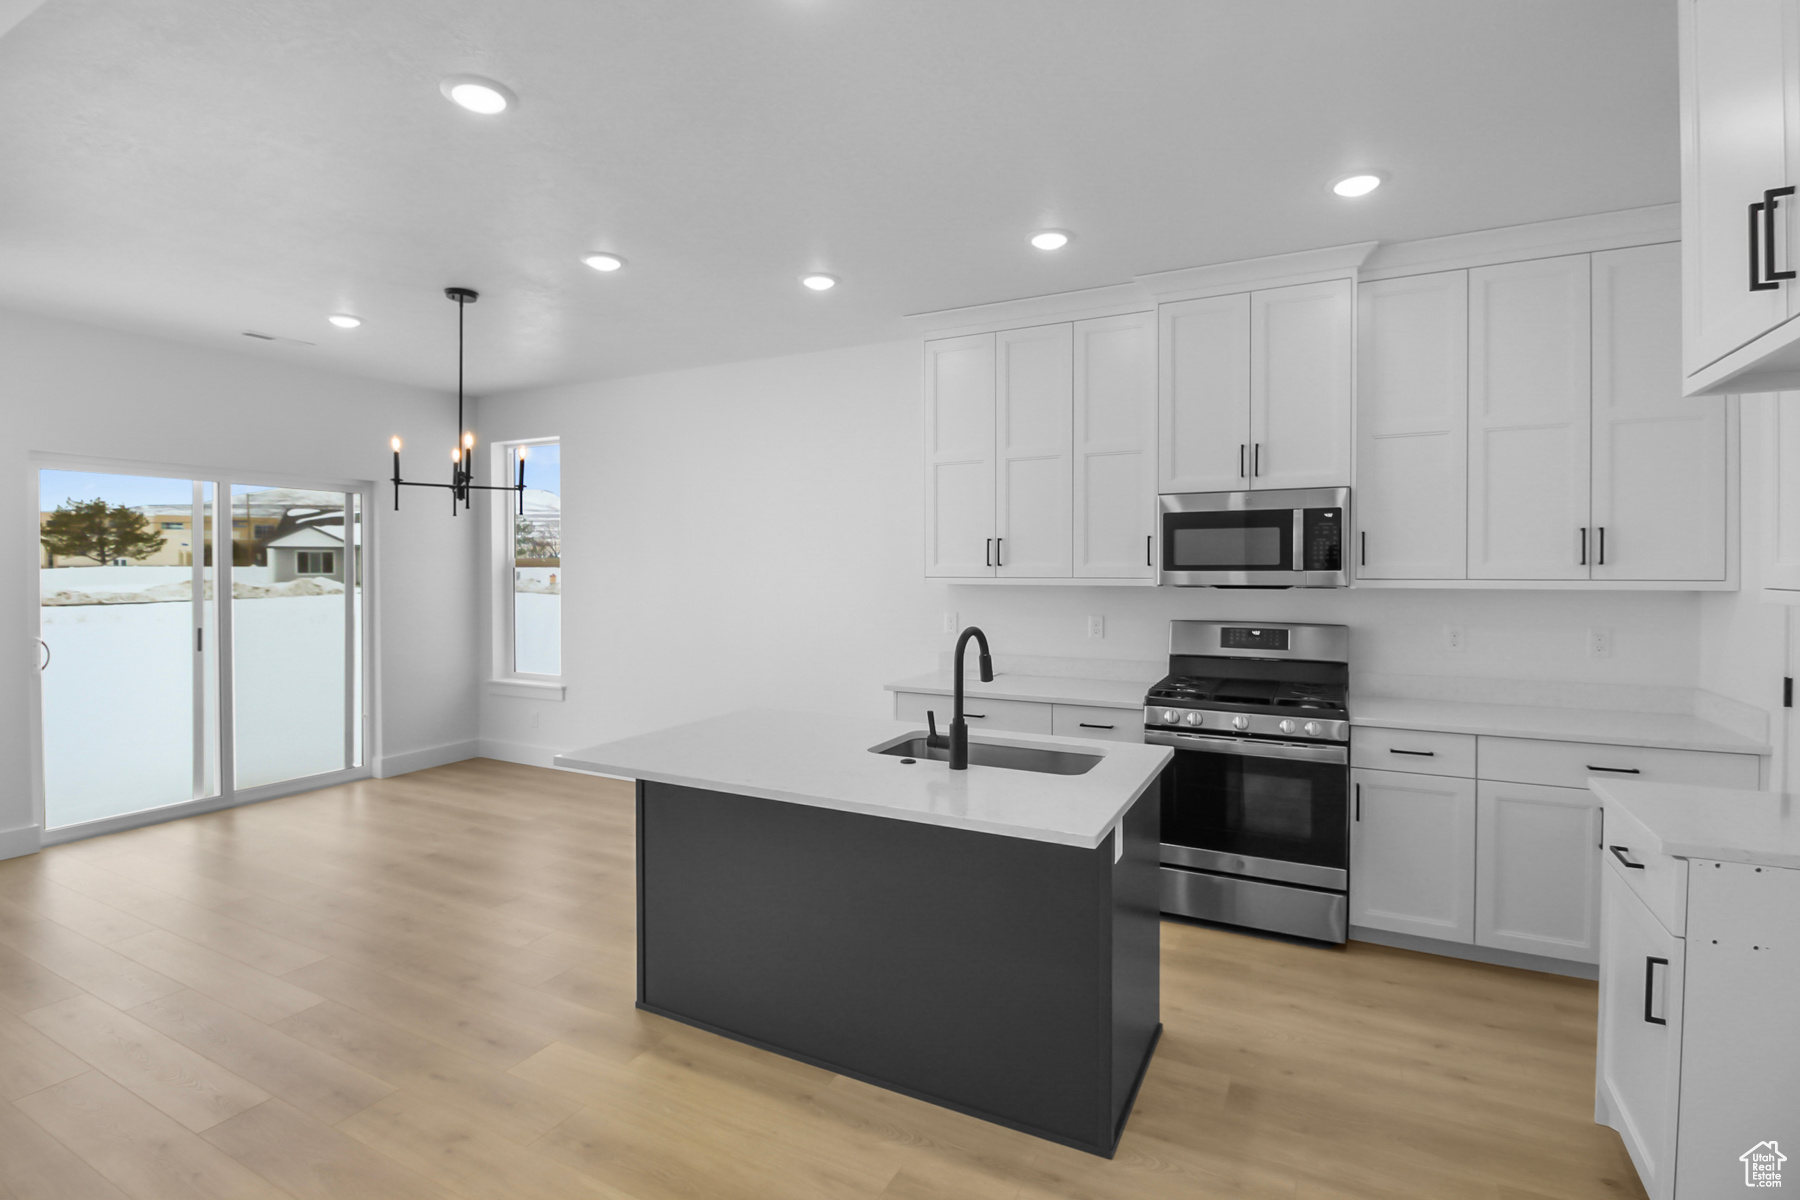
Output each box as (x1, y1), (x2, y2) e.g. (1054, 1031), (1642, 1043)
(884, 671), (1154, 711)
(553, 709), (1173, 850)
(1351, 697), (1771, 755)
(1591, 779), (1800, 869)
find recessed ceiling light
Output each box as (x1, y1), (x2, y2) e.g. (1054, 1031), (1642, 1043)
(801, 273), (838, 291)
(1331, 173), (1384, 198)
(1030, 230), (1072, 251)
(581, 252), (625, 272)
(327, 314), (361, 329)
(439, 75), (516, 115)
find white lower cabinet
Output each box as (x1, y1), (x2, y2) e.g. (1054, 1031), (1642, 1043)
(1474, 781), (1601, 963)
(1598, 858), (1684, 1200)
(1350, 768), (1476, 943)
(891, 691), (1054, 735)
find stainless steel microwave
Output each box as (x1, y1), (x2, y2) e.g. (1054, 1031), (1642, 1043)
(1157, 488), (1350, 587)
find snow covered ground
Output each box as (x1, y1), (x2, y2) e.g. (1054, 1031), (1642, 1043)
(515, 592), (560, 676)
(40, 592), (356, 827)
(42, 565), (274, 594)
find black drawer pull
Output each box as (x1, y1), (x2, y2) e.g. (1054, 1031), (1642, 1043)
(1388, 748), (1436, 757)
(1643, 956), (1668, 1025)
(1610, 845), (1646, 870)
(1589, 765), (1640, 774)
(965, 713), (986, 720)
(1078, 722), (1115, 730)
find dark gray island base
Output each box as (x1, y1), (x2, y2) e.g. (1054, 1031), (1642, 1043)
(635, 778), (1162, 1157)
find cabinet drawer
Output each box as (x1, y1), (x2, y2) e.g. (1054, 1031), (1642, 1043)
(1601, 799), (1689, 937)
(892, 692), (1053, 735)
(1351, 727), (1475, 777)
(1051, 704), (1145, 744)
(1477, 737), (1761, 791)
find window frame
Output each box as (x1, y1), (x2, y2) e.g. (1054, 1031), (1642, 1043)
(489, 436), (562, 688)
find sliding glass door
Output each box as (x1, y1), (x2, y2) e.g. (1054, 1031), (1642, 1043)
(37, 465), (367, 834)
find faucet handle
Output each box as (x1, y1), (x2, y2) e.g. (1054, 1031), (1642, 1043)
(926, 710), (946, 748)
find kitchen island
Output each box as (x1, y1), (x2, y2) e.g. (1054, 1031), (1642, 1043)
(555, 709), (1172, 1158)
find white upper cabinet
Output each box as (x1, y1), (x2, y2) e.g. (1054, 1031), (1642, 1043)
(924, 333), (996, 578)
(1158, 282), (1352, 494)
(1073, 313), (1156, 579)
(1467, 255), (1593, 580)
(1679, 0), (1797, 393)
(1158, 293), (1250, 493)
(1355, 271), (1469, 580)
(1591, 243), (1730, 582)
(995, 325), (1073, 579)
(1249, 279), (1354, 490)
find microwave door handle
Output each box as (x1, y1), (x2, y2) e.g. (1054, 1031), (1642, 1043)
(1293, 511), (1305, 572)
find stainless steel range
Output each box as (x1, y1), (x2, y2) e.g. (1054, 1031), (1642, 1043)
(1144, 620), (1350, 943)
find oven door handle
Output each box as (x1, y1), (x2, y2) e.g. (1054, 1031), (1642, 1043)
(1145, 729), (1348, 764)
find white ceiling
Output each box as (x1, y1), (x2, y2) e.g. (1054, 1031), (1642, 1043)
(0, 0), (1678, 395)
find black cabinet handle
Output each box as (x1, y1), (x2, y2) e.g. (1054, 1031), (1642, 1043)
(1354, 782), (1361, 822)
(1388, 748), (1435, 757)
(1078, 722), (1114, 730)
(1597, 526), (1606, 566)
(1239, 444), (1246, 478)
(1752, 198), (1775, 290)
(1643, 956), (1668, 1025)
(1146, 535), (1152, 567)
(1253, 443), (1262, 477)
(1610, 845), (1646, 869)
(1360, 530), (1366, 567)
(985, 538), (992, 567)
(1767, 186), (1796, 283)
(1578, 527), (1587, 566)
(1590, 765), (1641, 774)
(965, 713), (986, 720)
(995, 538), (1003, 567)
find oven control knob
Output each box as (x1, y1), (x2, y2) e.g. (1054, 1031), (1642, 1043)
(1184, 711), (1203, 726)
(1304, 721), (1322, 737)
(1231, 715), (1249, 731)
(1161, 709), (1178, 724)
(1278, 719), (1297, 735)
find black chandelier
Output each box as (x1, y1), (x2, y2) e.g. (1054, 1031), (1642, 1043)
(389, 287), (527, 514)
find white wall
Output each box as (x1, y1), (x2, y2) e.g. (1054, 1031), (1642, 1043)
(476, 337), (1708, 766)
(0, 306), (480, 857)
(1698, 393), (1792, 787)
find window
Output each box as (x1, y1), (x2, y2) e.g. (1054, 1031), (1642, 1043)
(160, 521), (184, 530)
(296, 550), (335, 575)
(501, 438), (560, 677)
(254, 525), (275, 540)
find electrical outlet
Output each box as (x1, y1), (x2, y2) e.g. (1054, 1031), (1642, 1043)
(1087, 615), (1105, 639)
(1589, 627), (1612, 658)
(1443, 625), (1465, 652)
(942, 611), (958, 635)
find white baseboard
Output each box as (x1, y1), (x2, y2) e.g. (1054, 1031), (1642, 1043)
(0, 823), (42, 861)
(476, 738), (562, 769)
(1350, 925), (1598, 980)
(376, 739), (480, 778)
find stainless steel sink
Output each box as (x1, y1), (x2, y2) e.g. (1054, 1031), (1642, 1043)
(872, 736), (1102, 776)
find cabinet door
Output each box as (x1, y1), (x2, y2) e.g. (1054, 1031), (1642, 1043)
(1679, 0), (1792, 377)
(1349, 768), (1475, 943)
(1468, 255), (1592, 580)
(995, 324), (1073, 578)
(1474, 781), (1601, 963)
(1598, 862), (1685, 1200)
(1355, 271), (1469, 579)
(1073, 313), (1156, 578)
(924, 334), (996, 578)
(1250, 279), (1353, 490)
(1158, 294), (1250, 493)
(1592, 243), (1730, 582)
(1763, 392), (1800, 591)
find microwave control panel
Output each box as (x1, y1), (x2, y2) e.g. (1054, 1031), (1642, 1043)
(1301, 508), (1343, 572)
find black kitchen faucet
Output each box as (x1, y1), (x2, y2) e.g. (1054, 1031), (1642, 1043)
(926, 626), (994, 770)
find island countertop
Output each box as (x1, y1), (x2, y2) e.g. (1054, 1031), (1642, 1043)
(1590, 778), (1800, 869)
(554, 709), (1172, 850)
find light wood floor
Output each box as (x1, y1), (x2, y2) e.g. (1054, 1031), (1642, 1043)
(0, 759), (1644, 1200)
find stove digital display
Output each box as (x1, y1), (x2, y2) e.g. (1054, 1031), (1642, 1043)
(1220, 627), (1289, 652)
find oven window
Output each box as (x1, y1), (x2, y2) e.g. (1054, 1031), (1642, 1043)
(1172, 526), (1283, 567)
(1162, 509), (1293, 572)
(1162, 748), (1348, 870)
